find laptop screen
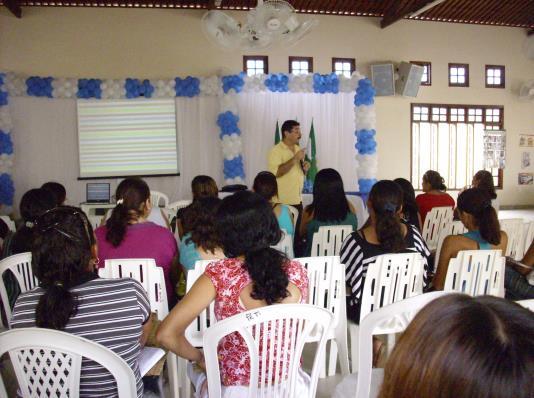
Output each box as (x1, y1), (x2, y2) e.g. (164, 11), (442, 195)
(86, 183), (110, 203)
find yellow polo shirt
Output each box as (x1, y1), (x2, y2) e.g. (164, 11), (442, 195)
(268, 141), (304, 205)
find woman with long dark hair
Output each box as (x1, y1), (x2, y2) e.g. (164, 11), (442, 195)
(472, 169), (499, 211)
(433, 188), (507, 290)
(299, 168), (357, 255)
(95, 177), (178, 304)
(393, 178), (422, 231)
(157, 191), (310, 397)
(378, 294), (534, 398)
(11, 206), (152, 398)
(415, 170), (455, 224)
(340, 180), (430, 322)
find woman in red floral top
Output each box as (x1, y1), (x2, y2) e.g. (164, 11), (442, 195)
(158, 191), (309, 397)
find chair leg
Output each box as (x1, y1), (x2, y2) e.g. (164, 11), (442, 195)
(387, 333), (396, 357)
(177, 357), (191, 398)
(318, 344), (327, 378)
(167, 353), (180, 398)
(348, 323), (359, 374)
(327, 340), (338, 377)
(335, 327), (350, 376)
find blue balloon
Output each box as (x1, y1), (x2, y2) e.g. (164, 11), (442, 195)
(223, 155), (245, 179)
(26, 76), (53, 98)
(175, 76), (200, 98)
(222, 74), (244, 94)
(0, 173), (14, 206)
(354, 78), (375, 106)
(265, 74), (289, 93)
(0, 131), (13, 155)
(77, 78), (102, 99)
(217, 111), (240, 138)
(0, 91), (7, 106)
(358, 178), (377, 194)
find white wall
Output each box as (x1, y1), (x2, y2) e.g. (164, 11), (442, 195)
(1, 7), (533, 212)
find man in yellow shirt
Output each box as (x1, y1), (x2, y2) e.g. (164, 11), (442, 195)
(268, 120), (310, 211)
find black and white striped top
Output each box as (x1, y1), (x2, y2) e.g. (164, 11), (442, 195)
(340, 223), (430, 321)
(11, 278), (151, 398)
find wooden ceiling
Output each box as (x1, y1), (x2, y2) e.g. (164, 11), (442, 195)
(2, 0), (534, 32)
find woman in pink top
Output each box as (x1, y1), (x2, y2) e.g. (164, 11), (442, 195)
(95, 178), (178, 305)
(415, 170), (455, 225)
(157, 191), (310, 397)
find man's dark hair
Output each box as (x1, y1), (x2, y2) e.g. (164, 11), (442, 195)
(281, 120), (300, 139)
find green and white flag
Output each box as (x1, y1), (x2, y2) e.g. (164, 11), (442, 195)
(274, 120), (281, 144)
(305, 120), (318, 183)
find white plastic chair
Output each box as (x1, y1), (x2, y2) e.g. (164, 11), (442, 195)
(272, 230), (295, 259)
(520, 221), (534, 258)
(150, 191), (169, 208)
(435, 220), (467, 268)
(348, 252), (425, 373)
(346, 195), (369, 228)
(286, 205), (299, 230)
(0, 327), (138, 398)
(310, 225), (354, 257)
(0, 215), (16, 232)
(421, 206), (454, 251)
(354, 292), (451, 398)
(203, 304), (334, 398)
(98, 259), (179, 397)
(87, 215), (103, 230)
(516, 299), (534, 311)
(296, 256), (349, 378)
(0, 252), (36, 328)
(443, 250), (505, 297)
(167, 199), (193, 240)
(499, 218), (524, 260)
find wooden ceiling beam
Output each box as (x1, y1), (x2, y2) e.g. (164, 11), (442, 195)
(4, 0), (22, 18)
(381, 0), (434, 29)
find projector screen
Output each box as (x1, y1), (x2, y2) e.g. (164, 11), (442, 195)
(77, 98), (179, 178)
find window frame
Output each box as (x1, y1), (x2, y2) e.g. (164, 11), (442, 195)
(289, 56), (314, 75)
(332, 57), (356, 77)
(485, 65), (505, 89)
(410, 61), (431, 86)
(243, 55), (269, 76)
(410, 103), (504, 189)
(448, 63), (470, 87)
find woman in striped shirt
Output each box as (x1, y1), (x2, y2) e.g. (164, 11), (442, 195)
(11, 206), (152, 398)
(340, 180), (430, 323)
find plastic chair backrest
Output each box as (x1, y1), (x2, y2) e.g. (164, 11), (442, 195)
(499, 218), (524, 259)
(0, 327), (137, 398)
(346, 195), (369, 228)
(443, 250), (505, 297)
(522, 221), (534, 259)
(286, 205), (299, 230)
(98, 259), (169, 319)
(516, 299), (534, 311)
(421, 206), (453, 251)
(150, 191), (169, 208)
(310, 225), (354, 257)
(272, 230), (294, 259)
(435, 220), (467, 267)
(356, 292), (451, 398)
(87, 215), (103, 230)
(203, 304), (333, 398)
(0, 215), (16, 232)
(359, 252), (425, 322)
(0, 253), (36, 327)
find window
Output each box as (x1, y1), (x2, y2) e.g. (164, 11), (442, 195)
(332, 58), (356, 78)
(410, 61), (431, 86)
(289, 56), (313, 75)
(243, 56), (268, 76)
(448, 63), (469, 87)
(411, 104), (504, 190)
(485, 65), (505, 88)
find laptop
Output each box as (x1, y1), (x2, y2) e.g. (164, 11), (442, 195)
(86, 183), (111, 203)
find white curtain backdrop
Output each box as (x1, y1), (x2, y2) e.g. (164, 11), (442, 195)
(10, 93), (357, 214)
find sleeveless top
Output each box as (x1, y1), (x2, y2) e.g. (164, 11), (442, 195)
(179, 233), (201, 271)
(204, 258), (308, 386)
(462, 230), (491, 249)
(276, 204), (295, 236)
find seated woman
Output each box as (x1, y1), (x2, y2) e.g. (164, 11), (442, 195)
(95, 177), (178, 305)
(41, 181), (67, 206)
(253, 171), (295, 237)
(472, 169), (499, 211)
(340, 180), (430, 322)
(10, 206), (151, 398)
(157, 191), (310, 397)
(300, 168), (358, 256)
(378, 294), (533, 398)
(394, 178), (422, 231)
(176, 175), (219, 237)
(433, 188), (507, 290)
(415, 170), (455, 225)
(505, 239), (534, 300)
(179, 197), (225, 271)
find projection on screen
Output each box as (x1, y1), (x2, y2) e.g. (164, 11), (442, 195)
(77, 99), (178, 179)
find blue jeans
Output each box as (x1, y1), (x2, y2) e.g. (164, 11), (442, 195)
(505, 267), (534, 300)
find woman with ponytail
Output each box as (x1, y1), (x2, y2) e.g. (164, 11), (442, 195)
(157, 191), (310, 397)
(10, 206), (151, 398)
(95, 177), (178, 304)
(434, 188), (507, 290)
(416, 170), (455, 224)
(340, 180), (431, 322)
